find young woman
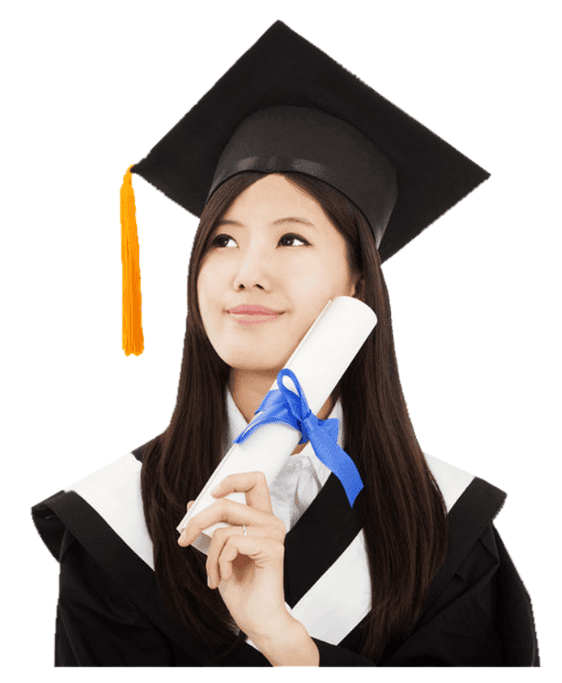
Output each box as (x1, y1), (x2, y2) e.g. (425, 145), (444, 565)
(32, 21), (539, 666)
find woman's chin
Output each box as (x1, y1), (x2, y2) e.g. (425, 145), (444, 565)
(225, 352), (290, 376)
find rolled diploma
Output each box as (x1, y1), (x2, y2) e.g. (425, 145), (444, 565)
(176, 296), (377, 555)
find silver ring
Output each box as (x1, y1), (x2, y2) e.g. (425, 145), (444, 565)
(242, 524), (247, 536)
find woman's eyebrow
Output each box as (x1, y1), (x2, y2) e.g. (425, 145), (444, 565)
(216, 216), (316, 228)
(273, 216), (315, 228)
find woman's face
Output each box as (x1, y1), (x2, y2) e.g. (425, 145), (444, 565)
(197, 174), (359, 374)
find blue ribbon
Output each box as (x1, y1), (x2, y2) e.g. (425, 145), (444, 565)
(234, 368), (364, 507)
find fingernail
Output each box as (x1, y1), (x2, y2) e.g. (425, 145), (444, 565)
(211, 484), (221, 496)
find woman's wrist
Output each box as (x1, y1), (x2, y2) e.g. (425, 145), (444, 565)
(251, 615), (320, 666)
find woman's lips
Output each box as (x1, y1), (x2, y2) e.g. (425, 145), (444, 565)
(227, 305), (284, 326)
(228, 305), (282, 315)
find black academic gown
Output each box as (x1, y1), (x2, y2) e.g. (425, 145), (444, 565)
(32, 443), (540, 666)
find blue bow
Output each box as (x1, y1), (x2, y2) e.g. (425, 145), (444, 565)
(234, 368), (364, 507)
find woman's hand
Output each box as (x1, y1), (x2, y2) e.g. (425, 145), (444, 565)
(177, 471), (292, 643)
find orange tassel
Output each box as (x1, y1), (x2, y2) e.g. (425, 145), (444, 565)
(120, 166), (144, 355)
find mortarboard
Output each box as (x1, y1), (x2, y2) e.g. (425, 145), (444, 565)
(121, 20), (490, 356)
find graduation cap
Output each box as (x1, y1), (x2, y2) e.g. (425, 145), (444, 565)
(121, 20), (490, 355)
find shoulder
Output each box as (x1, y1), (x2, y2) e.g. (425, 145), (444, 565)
(32, 445), (238, 666)
(423, 451), (508, 588)
(32, 444), (153, 569)
(423, 451), (506, 519)
(420, 452), (512, 616)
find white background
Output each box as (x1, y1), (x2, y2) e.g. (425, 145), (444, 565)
(2, 0), (559, 679)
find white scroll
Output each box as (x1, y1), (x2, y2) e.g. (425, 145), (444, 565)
(176, 296), (377, 554)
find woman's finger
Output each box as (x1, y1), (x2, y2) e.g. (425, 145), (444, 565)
(205, 524), (266, 588)
(178, 497), (284, 546)
(218, 535), (284, 584)
(212, 471), (273, 513)
(206, 525), (232, 588)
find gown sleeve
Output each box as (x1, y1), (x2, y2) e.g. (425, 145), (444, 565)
(310, 523), (539, 667)
(55, 528), (173, 666)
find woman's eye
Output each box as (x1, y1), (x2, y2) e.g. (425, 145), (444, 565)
(212, 234), (237, 248)
(278, 233), (309, 247)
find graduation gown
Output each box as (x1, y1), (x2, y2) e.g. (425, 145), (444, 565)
(32, 444), (540, 667)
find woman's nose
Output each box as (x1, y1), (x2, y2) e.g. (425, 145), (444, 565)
(233, 246), (273, 291)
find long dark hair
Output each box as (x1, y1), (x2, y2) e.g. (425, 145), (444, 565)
(141, 171), (448, 664)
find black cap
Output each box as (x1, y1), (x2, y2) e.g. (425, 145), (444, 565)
(130, 20), (489, 263)
(121, 20), (490, 355)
